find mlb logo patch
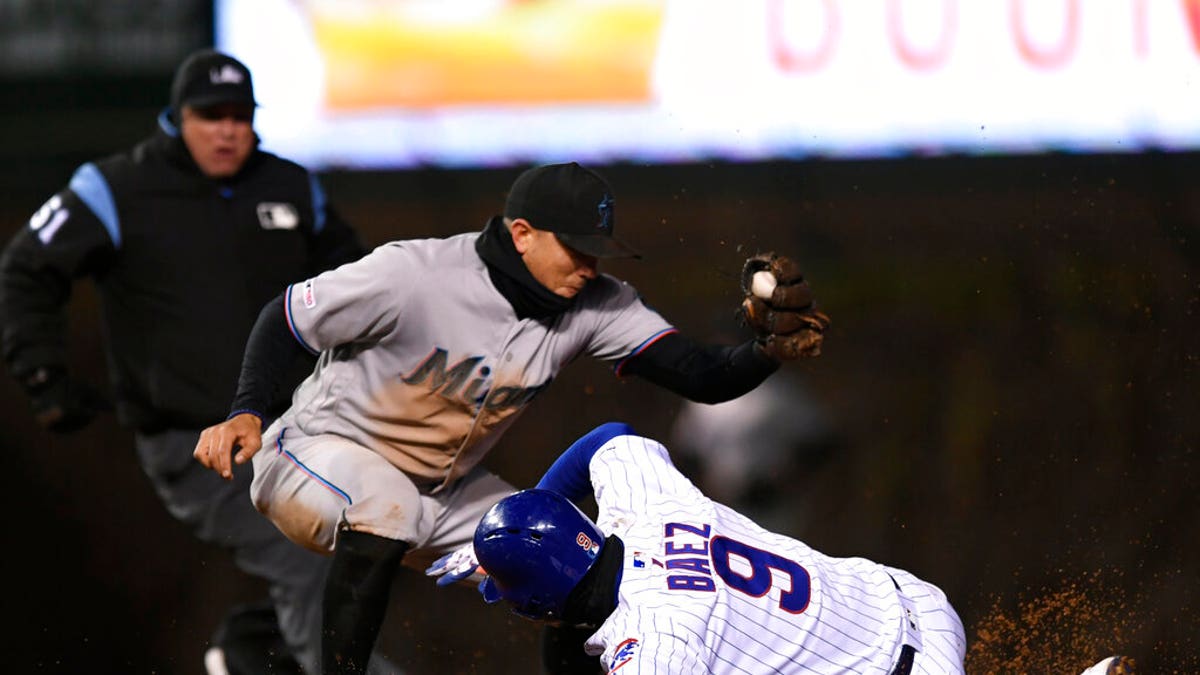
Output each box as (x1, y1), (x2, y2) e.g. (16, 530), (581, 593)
(257, 202), (299, 230)
(302, 279), (317, 308)
(209, 64), (245, 84)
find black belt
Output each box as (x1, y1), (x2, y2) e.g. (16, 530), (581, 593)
(889, 644), (917, 675)
(888, 573), (919, 675)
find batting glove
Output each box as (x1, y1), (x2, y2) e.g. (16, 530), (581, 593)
(425, 543), (487, 587)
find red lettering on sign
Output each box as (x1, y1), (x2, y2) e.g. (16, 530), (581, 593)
(888, 0), (958, 70)
(1131, 0), (1149, 57)
(768, 0), (840, 73)
(1011, 0), (1080, 68)
(765, 1), (1196, 76)
(1183, 0), (1200, 53)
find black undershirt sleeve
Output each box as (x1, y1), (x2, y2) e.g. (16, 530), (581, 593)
(619, 332), (780, 404)
(227, 292), (312, 420)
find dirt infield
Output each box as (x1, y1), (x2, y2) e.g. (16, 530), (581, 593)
(966, 567), (1197, 674)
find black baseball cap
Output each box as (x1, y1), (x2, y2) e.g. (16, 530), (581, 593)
(504, 162), (641, 259)
(170, 48), (258, 116)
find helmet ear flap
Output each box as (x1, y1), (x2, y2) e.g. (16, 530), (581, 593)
(479, 577), (502, 604)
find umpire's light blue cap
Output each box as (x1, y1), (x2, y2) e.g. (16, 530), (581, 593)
(504, 162), (642, 260)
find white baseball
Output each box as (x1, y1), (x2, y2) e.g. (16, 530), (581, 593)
(751, 270), (777, 300)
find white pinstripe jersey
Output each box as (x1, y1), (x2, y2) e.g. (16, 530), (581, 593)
(585, 434), (922, 674)
(278, 234), (674, 491)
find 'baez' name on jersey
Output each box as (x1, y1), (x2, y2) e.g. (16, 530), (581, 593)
(662, 521), (813, 615)
(663, 522), (717, 592)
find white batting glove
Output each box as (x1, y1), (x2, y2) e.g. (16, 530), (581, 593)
(425, 543), (487, 587)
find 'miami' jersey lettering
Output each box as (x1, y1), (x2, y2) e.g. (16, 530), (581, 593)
(402, 348), (488, 400)
(402, 348), (551, 411)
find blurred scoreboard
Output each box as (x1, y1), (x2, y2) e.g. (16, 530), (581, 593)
(217, 0), (1200, 169)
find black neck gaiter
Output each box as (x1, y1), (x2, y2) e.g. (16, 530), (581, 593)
(561, 535), (625, 628)
(475, 216), (575, 320)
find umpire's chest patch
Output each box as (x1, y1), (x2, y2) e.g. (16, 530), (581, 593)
(257, 202), (299, 230)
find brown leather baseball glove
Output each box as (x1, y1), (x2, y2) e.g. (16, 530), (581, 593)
(739, 252), (831, 360)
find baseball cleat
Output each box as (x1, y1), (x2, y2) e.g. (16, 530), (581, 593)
(1078, 655), (1136, 675)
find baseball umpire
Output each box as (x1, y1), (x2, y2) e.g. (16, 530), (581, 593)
(0, 48), (369, 673)
(435, 421), (968, 674)
(193, 161), (830, 674)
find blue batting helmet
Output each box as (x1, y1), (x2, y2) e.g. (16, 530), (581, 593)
(474, 489), (606, 621)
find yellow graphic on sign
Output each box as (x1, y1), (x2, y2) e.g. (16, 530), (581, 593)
(304, 0), (665, 109)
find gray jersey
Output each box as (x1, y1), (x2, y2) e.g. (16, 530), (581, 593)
(280, 233), (674, 491)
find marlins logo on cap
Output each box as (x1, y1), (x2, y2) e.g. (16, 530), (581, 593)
(504, 162), (641, 260)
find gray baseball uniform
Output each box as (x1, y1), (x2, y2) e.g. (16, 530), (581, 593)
(250, 233), (675, 564)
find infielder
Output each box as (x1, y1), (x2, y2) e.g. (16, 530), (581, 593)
(194, 161), (830, 673)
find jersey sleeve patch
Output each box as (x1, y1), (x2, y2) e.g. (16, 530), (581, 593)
(608, 638), (639, 672)
(301, 278), (318, 308)
(285, 283), (320, 355)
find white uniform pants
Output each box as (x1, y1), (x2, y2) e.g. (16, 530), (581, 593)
(885, 566), (968, 674)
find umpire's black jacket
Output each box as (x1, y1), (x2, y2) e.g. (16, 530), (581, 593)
(0, 112), (365, 432)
